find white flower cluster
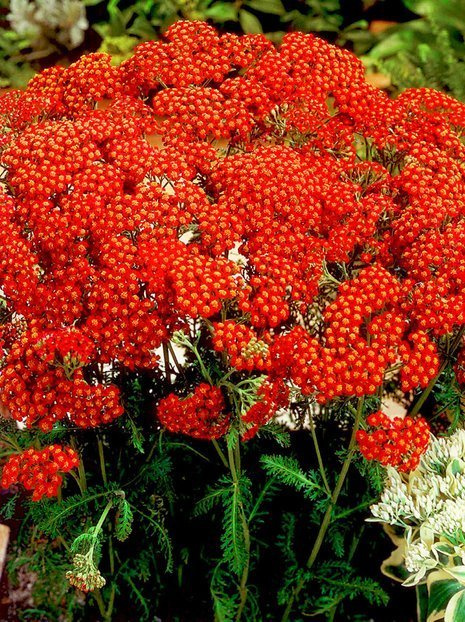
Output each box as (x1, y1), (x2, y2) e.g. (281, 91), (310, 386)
(66, 552), (106, 592)
(8, 0), (88, 50)
(370, 429), (465, 585)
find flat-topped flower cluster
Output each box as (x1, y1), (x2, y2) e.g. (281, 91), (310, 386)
(1, 21), (465, 502)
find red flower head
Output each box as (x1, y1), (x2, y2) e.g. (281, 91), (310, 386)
(1, 445), (80, 501)
(356, 411), (430, 472)
(157, 383), (230, 440)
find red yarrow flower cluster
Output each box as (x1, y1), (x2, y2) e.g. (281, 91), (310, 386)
(36, 328), (95, 368)
(1, 21), (465, 444)
(356, 412), (430, 472)
(212, 321), (271, 372)
(1, 445), (79, 501)
(157, 384), (229, 440)
(241, 379), (289, 441)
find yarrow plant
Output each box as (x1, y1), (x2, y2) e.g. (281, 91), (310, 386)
(1, 19), (465, 621)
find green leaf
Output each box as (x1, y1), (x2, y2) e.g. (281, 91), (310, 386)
(220, 474), (251, 576)
(132, 506), (173, 572)
(126, 414), (145, 453)
(115, 498), (134, 542)
(380, 528), (409, 583)
(417, 583), (428, 622)
(226, 427), (239, 451)
(194, 478), (230, 516)
(239, 9), (263, 34)
(211, 563), (240, 621)
(446, 566), (465, 587)
(451, 459), (463, 476)
(0, 493), (18, 520)
(70, 531), (96, 555)
(127, 15), (158, 39)
(204, 2), (238, 22)
(29, 488), (111, 538)
(367, 28), (417, 60)
(402, 0), (465, 26)
(428, 577), (464, 621)
(244, 0), (285, 16)
(403, 0), (436, 15)
(257, 422), (291, 447)
(260, 455), (328, 500)
(445, 588), (465, 622)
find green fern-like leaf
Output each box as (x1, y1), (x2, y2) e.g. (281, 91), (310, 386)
(194, 476), (231, 517)
(276, 512), (298, 568)
(373, 16), (465, 101)
(260, 454), (328, 500)
(117, 549), (154, 619)
(0, 493), (18, 519)
(327, 523), (345, 558)
(305, 561), (389, 614)
(211, 563), (240, 622)
(141, 452), (175, 503)
(257, 422), (291, 447)
(220, 474), (252, 576)
(27, 487), (111, 538)
(132, 505), (173, 573)
(433, 364), (465, 434)
(248, 478), (280, 525)
(70, 531), (97, 556)
(115, 497), (134, 542)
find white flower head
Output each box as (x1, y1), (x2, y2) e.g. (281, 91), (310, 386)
(8, 0), (88, 50)
(371, 430), (465, 585)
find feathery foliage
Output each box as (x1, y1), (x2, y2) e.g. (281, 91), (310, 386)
(260, 454), (329, 500)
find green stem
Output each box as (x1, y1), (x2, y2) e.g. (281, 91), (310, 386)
(327, 526), (365, 622)
(308, 410), (331, 495)
(97, 436), (108, 486)
(88, 500), (114, 617)
(71, 436), (87, 492)
(93, 500), (113, 539)
(93, 590), (107, 619)
(67, 470), (84, 494)
(105, 584), (116, 621)
(333, 498), (376, 521)
(212, 439), (229, 469)
(227, 446), (238, 482)
(109, 531), (115, 574)
(236, 532), (251, 622)
(174, 332), (213, 384)
(105, 528), (116, 621)
(167, 342), (183, 373)
(234, 440), (242, 476)
(280, 397), (365, 622)
(227, 445), (250, 622)
(89, 494), (115, 620)
(88, 499), (115, 620)
(163, 342), (171, 384)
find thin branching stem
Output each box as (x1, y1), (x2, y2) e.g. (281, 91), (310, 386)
(212, 439), (229, 469)
(227, 445), (251, 622)
(97, 436), (108, 486)
(307, 408), (331, 495)
(281, 396), (365, 622)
